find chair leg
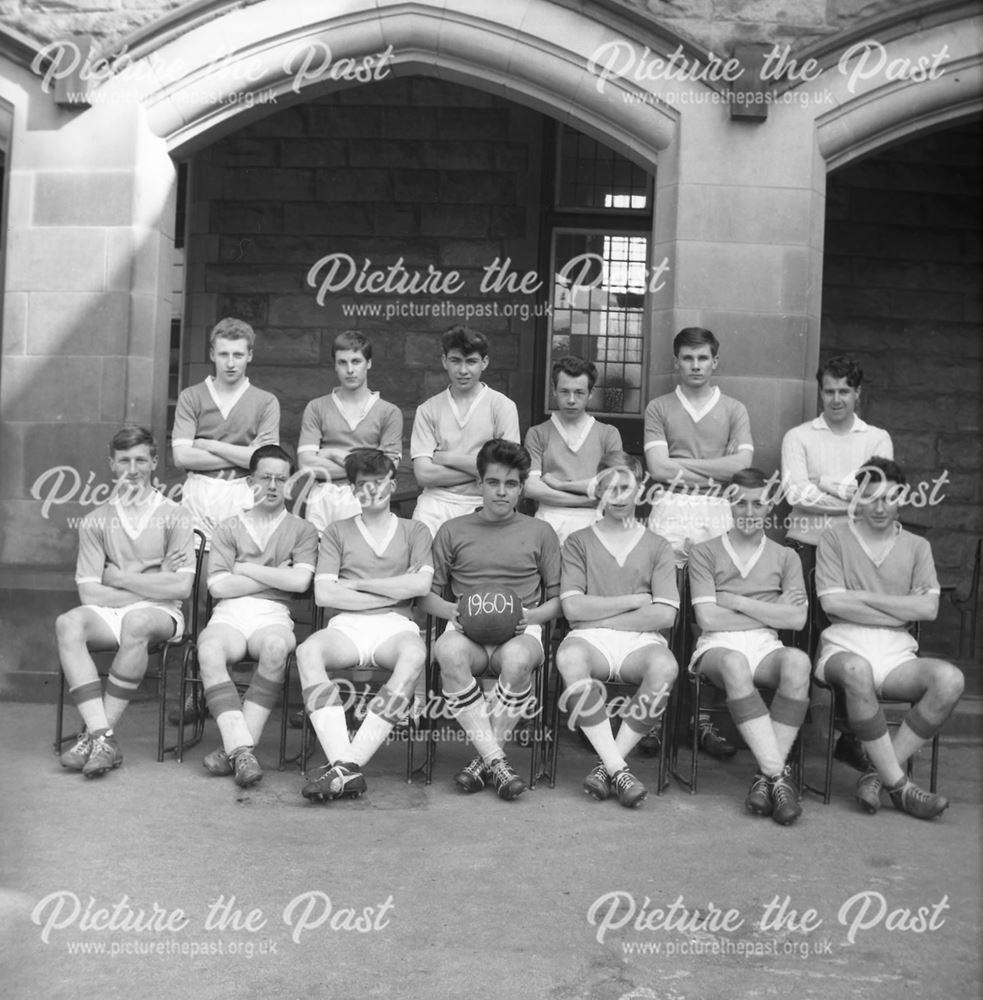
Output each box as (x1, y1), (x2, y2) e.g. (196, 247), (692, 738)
(547, 669), (562, 790)
(54, 669), (67, 755)
(156, 645), (168, 763)
(930, 733), (940, 793)
(277, 657), (292, 771)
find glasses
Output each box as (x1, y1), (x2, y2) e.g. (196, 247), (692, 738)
(253, 474), (289, 486)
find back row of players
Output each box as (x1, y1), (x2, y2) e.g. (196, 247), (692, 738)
(56, 319), (964, 825)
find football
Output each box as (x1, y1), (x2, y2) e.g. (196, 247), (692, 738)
(457, 586), (524, 645)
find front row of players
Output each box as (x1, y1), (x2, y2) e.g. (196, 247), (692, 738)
(57, 429), (962, 822)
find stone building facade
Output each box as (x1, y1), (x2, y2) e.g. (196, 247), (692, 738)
(0, 0), (980, 694)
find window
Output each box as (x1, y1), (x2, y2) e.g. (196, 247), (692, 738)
(540, 125), (654, 417)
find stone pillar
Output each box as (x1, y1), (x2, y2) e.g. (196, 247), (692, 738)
(0, 101), (176, 693)
(647, 99), (826, 476)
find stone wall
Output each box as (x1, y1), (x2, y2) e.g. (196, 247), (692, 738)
(1, 0), (941, 55)
(821, 121), (982, 659)
(183, 75), (544, 466)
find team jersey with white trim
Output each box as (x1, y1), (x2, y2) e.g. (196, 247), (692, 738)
(815, 521), (939, 628)
(688, 534), (805, 630)
(315, 515), (434, 619)
(524, 416), (622, 486)
(410, 386), (521, 497)
(781, 415), (893, 544)
(560, 524), (678, 610)
(171, 377), (280, 475)
(431, 511), (560, 609)
(209, 511), (318, 607)
(75, 493), (196, 612)
(643, 387), (753, 484)
(297, 392), (403, 481)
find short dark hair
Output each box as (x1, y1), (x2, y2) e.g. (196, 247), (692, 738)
(442, 326), (488, 358)
(551, 355), (597, 392)
(476, 439), (531, 482)
(597, 450), (642, 480)
(673, 327), (719, 357)
(249, 444), (293, 475)
(210, 317), (255, 348)
(729, 468), (770, 491)
(344, 448), (397, 484)
(110, 425), (156, 459)
(855, 456), (906, 489)
(333, 330), (372, 361)
(817, 354), (863, 389)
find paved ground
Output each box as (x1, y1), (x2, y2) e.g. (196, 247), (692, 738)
(2, 701), (981, 1000)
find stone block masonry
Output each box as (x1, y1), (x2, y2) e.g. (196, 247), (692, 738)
(822, 123), (982, 660)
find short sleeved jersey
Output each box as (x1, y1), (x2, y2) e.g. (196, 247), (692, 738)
(171, 377), (280, 475)
(688, 534), (805, 630)
(315, 515), (434, 618)
(431, 512), (560, 609)
(525, 416), (623, 490)
(410, 386), (521, 496)
(815, 521), (939, 627)
(561, 525), (678, 610)
(643, 387), (753, 487)
(208, 511), (318, 606)
(75, 493), (196, 612)
(297, 392), (403, 481)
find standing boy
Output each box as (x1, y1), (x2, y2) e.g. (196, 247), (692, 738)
(297, 330), (403, 535)
(171, 317), (280, 541)
(410, 327), (521, 537)
(523, 356), (623, 545)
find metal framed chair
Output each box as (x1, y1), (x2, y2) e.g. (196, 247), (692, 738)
(667, 567), (807, 795)
(174, 567), (301, 769)
(424, 585), (555, 790)
(294, 601), (432, 783)
(53, 528), (208, 764)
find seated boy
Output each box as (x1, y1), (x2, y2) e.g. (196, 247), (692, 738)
(296, 448), (433, 802)
(57, 426), (195, 778)
(688, 469), (811, 825)
(556, 452), (679, 808)
(198, 446), (318, 787)
(420, 439), (561, 801)
(815, 457), (963, 820)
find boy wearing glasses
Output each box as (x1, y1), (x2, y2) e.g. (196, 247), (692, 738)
(197, 445), (318, 787)
(296, 448), (433, 802)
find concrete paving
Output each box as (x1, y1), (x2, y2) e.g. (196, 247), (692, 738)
(1, 701), (981, 1000)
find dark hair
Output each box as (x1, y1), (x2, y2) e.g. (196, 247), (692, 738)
(817, 354), (863, 390)
(855, 456), (906, 489)
(673, 327), (719, 357)
(729, 467), (770, 490)
(249, 444), (293, 475)
(110, 425), (156, 459)
(476, 439), (531, 482)
(210, 317), (255, 348)
(596, 450), (642, 480)
(442, 326), (488, 358)
(333, 330), (372, 362)
(551, 355), (597, 392)
(344, 448), (397, 484)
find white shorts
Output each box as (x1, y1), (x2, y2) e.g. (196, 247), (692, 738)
(535, 505), (600, 545)
(412, 489), (481, 538)
(563, 628), (668, 682)
(181, 472), (253, 543)
(84, 601), (184, 646)
(304, 481), (362, 535)
(815, 624), (919, 696)
(206, 596), (294, 642)
(447, 619), (544, 668)
(689, 628), (785, 677)
(325, 611), (422, 669)
(648, 493), (733, 565)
